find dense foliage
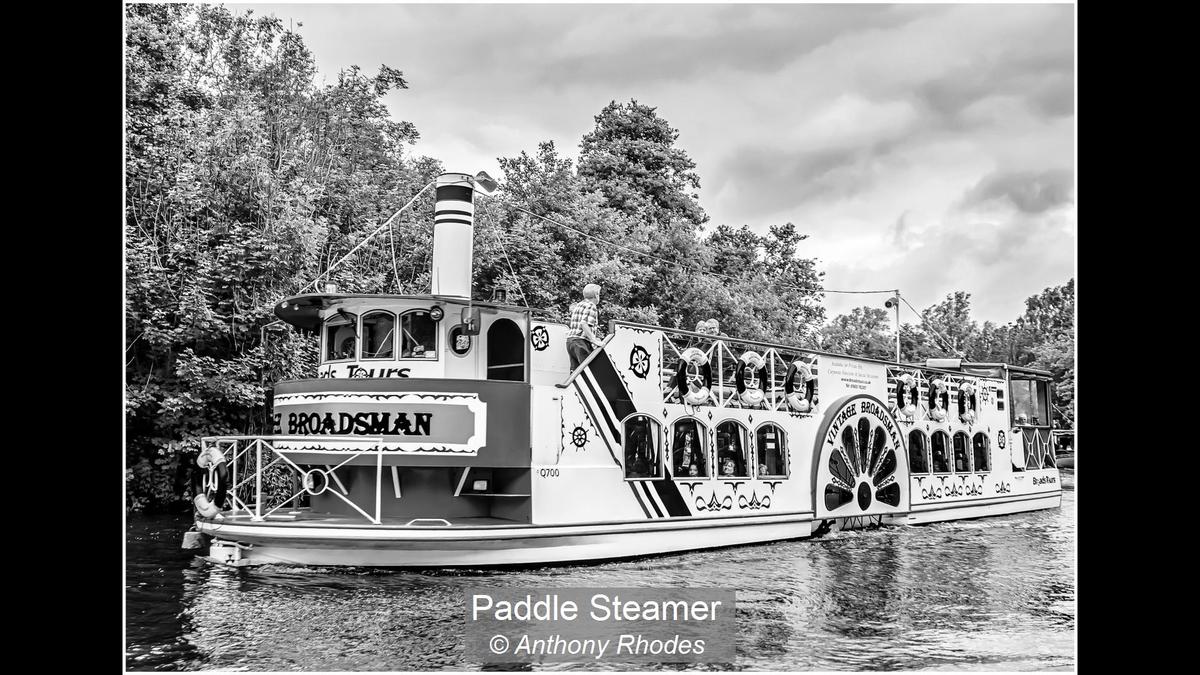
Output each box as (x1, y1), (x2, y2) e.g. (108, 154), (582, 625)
(125, 6), (1074, 510)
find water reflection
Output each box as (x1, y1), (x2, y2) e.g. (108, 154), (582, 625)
(127, 472), (1075, 671)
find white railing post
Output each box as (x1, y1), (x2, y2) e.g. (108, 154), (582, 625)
(228, 439), (235, 507)
(768, 349), (776, 410)
(716, 340), (723, 406)
(254, 439), (263, 521)
(375, 444), (383, 524)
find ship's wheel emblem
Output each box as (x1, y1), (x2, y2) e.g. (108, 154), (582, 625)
(629, 345), (650, 378)
(997, 430), (1006, 449)
(530, 326), (550, 351)
(825, 412), (902, 512)
(571, 426), (588, 448)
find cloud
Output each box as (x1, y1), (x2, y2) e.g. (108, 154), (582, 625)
(230, 2), (1075, 324)
(961, 169), (1075, 214)
(891, 211), (912, 248)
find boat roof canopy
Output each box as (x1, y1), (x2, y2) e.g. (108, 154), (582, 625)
(273, 294), (534, 331)
(918, 358), (1052, 379)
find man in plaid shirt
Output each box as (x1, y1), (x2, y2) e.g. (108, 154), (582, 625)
(566, 283), (603, 370)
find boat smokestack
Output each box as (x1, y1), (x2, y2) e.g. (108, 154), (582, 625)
(431, 172), (476, 298)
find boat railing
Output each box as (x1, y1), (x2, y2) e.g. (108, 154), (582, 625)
(200, 435), (388, 525)
(612, 322), (818, 412)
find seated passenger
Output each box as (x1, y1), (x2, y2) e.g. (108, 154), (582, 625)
(332, 325), (357, 360)
(625, 426), (652, 478)
(673, 428), (705, 477)
(716, 432), (747, 476)
(720, 457), (738, 476)
(627, 451), (650, 478)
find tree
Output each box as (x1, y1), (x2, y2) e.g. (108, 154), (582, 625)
(572, 101), (825, 341)
(125, 4), (428, 509)
(815, 307), (895, 360)
(578, 100), (706, 229)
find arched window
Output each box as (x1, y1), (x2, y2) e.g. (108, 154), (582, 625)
(671, 418), (708, 478)
(399, 310), (437, 359)
(623, 415), (662, 480)
(756, 423), (789, 478)
(361, 311), (395, 359)
(715, 421), (750, 478)
(908, 430), (930, 474)
(952, 432), (971, 472)
(972, 432), (990, 472)
(323, 312), (357, 362)
(931, 431), (951, 473)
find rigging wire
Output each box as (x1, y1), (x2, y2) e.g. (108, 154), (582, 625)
(304, 180), (434, 293)
(388, 221), (402, 293)
(258, 182), (975, 361)
(478, 198), (530, 308)
(899, 295), (965, 359)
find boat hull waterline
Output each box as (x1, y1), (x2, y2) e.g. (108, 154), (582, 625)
(194, 490), (1059, 567)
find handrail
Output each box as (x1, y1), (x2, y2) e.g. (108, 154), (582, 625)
(201, 435), (387, 525)
(556, 333), (617, 388)
(611, 320), (1006, 379)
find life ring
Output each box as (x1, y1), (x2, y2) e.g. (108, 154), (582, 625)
(928, 378), (948, 422)
(895, 373), (919, 420)
(194, 448), (229, 519)
(958, 381), (977, 424)
(679, 347), (712, 405)
(736, 351), (766, 406)
(785, 361), (815, 412)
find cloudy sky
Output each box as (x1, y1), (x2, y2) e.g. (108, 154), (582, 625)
(237, 1), (1075, 325)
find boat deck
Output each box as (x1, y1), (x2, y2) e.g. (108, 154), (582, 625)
(209, 510), (528, 529)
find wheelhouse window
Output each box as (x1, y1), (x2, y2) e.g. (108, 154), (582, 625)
(756, 424), (789, 478)
(1010, 376), (1051, 427)
(715, 421), (749, 478)
(908, 430), (930, 474)
(400, 310), (437, 359)
(361, 311), (395, 359)
(1025, 432), (1041, 470)
(671, 419), (708, 478)
(931, 431), (951, 473)
(953, 432), (971, 472)
(324, 312), (357, 362)
(973, 432), (990, 472)
(623, 415), (662, 480)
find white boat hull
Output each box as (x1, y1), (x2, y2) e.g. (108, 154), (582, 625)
(196, 513), (818, 567)
(193, 488), (1059, 566)
(906, 492), (1062, 524)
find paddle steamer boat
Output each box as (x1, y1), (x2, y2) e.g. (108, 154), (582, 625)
(185, 172), (1062, 567)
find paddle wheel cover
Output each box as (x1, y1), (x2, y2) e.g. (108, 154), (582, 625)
(812, 394), (910, 519)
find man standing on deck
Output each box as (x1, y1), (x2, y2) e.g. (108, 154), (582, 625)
(566, 283), (603, 371)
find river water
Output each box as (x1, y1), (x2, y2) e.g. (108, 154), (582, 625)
(126, 471), (1074, 671)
